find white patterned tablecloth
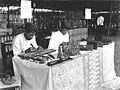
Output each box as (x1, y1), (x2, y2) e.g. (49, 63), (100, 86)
(98, 42), (120, 90)
(13, 48), (103, 90)
(98, 42), (116, 82)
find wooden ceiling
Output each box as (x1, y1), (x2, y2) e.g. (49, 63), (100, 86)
(33, 1), (112, 11)
(0, 0), (119, 11)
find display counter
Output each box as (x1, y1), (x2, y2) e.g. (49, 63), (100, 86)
(12, 42), (120, 90)
(13, 49), (102, 90)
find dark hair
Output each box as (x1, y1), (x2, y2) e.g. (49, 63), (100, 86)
(59, 22), (68, 32)
(25, 23), (37, 33)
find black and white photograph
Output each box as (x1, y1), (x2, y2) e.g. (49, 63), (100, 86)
(0, 0), (120, 90)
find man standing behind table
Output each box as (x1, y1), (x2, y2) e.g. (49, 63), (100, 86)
(48, 22), (69, 57)
(12, 23), (43, 56)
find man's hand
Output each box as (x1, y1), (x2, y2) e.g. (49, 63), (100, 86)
(25, 45), (43, 53)
(25, 47), (37, 53)
(37, 46), (44, 52)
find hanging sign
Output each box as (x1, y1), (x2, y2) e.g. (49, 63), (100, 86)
(21, 0), (32, 19)
(85, 8), (91, 19)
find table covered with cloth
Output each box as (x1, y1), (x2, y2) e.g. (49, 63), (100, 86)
(13, 42), (120, 90)
(98, 42), (120, 90)
(12, 48), (103, 90)
(98, 42), (116, 82)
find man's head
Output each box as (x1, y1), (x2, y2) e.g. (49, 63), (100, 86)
(59, 22), (68, 35)
(24, 23), (37, 40)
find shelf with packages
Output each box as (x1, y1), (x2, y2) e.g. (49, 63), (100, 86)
(68, 28), (88, 42)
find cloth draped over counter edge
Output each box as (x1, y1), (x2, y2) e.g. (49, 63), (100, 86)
(12, 42), (120, 90)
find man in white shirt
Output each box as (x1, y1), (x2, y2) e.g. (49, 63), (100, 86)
(12, 23), (41, 56)
(48, 22), (69, 56)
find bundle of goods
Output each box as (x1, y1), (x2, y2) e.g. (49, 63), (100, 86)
(57, 41), (81, 60)
(47, 40), (94, 66)
(0, 71), (16, 85)
(94, 35), (112, 45)
(18, 49), (56, 64)
(102, 38), (112, 45)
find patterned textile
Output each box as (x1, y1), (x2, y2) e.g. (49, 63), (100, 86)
(57, 41), (81, 59)
(87, 50), (103, 90)
(13, 42), (118, 90)
(51, 49), (103, 90)
(98, 42), (116, 82)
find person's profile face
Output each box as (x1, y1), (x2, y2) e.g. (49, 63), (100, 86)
(24, 32), (35, 40)
(61, 29), (67, 35)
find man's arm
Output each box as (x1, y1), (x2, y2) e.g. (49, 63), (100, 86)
(12, 36), (21, 56)
(31, 36), (39, 49)
(66, 33), (69, 42)
(30, 36), (44, 52)
(48, 32), (58, 49)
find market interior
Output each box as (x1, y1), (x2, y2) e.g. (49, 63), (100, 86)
(1, 0), (120, 90)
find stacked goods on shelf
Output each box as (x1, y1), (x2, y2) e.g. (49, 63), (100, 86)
(67, 11), (86, 28)
(0, 13), (24, 28)
(0, 12), (24, 35)
(35, 11), (86, 34)
(0, 35), (13, 43)
(0, 13), (7, 29)
(68, 28), (88, 41)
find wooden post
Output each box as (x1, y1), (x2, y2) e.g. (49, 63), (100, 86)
(108, 0), (113, 36)
(7, 5), (10, 28)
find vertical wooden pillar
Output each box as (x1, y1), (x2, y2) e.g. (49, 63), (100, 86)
(108, 0), (113, 36)
(33, 3), (35, 24)
(7, 5), (10, 28)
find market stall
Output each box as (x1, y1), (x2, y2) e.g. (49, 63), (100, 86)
(12, 49), (102, 90)
(12, 41), (120, 90)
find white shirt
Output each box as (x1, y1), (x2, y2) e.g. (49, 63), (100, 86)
(48, 31), (69, 50)
(12, 33), (38, 56)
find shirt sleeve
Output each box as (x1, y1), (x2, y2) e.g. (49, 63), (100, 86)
(12, 36), (21, 56)
(31, 36), (38, 49)
(66, 33), (69, 42)
(48, 32), (58, 50)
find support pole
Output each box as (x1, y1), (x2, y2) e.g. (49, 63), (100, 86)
(7, 5), (9, 28)
(108, 0), (113, 36)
